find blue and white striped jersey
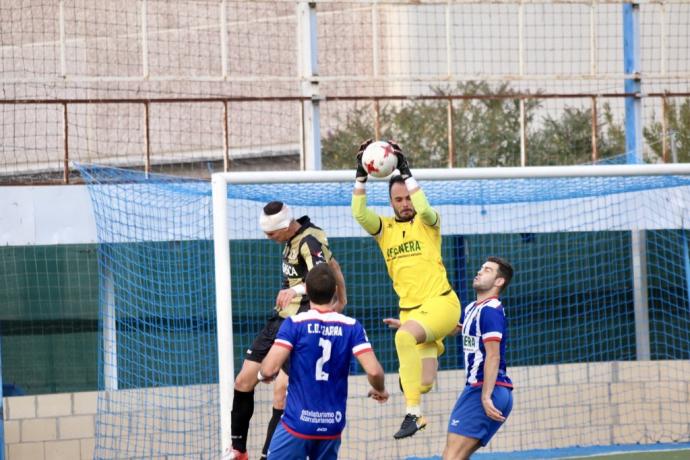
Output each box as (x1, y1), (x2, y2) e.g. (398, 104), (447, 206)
(460, 297), (513, 388)
(274, 308), (373, 439)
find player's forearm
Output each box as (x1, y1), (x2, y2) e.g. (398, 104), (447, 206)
(259, 346), (288, 381)
(449, 323), (462, 336)
(367, 368), (386, 393)
(481, 353), (500, 400)
(409, 187), (438, 226)
(359, 352), (386, 392)
(351, 193), (381, 235)
(259, 362), (279, 382)
(260, 359), (281, 381)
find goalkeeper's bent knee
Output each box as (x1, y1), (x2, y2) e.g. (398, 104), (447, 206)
(420, 383), (433, 394)
(394, 329), (417, 352)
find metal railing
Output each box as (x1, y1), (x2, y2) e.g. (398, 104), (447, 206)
(1, 90), (688, 183)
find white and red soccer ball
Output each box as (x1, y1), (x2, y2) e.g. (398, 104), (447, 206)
(361, 141), (398, 178)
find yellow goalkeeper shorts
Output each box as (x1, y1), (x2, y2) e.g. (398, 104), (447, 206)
(399, 289), (461, 344)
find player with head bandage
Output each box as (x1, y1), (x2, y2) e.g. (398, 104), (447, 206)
(351, 139), (462, 440)
(224, 201), (347, 460)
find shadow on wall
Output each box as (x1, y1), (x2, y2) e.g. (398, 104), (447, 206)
(3, 383), (26, 397)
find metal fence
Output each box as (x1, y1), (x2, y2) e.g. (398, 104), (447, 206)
(2, 1), (689, 183)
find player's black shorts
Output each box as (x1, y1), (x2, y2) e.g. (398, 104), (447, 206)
(244, 313), (285, 364)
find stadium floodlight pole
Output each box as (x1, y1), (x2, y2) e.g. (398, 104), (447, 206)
(212, 175), (234, 456)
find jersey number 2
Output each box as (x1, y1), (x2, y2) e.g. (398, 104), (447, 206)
(315, 338), (332, 381)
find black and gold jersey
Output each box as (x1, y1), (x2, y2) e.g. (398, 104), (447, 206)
(278, 216), (332, 318)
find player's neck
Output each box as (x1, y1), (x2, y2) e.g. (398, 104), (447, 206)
(475, 291), (499, 303)
(286, 221), (301, 238)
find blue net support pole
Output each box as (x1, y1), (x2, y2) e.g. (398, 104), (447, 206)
(624, 2), (649, 360)
(623, 1), (642, 165)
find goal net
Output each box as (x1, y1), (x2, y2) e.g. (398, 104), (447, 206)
(80, 164), (690, 459)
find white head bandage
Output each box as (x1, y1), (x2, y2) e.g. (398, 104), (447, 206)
(260, 204), (293, 232)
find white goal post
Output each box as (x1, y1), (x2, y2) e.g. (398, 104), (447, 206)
(211, 163), (690, 456)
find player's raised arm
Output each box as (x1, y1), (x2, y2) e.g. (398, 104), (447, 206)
(351, 139), (383, 236)
(328, 258), (347, 312)
(389, 141), (439, 227)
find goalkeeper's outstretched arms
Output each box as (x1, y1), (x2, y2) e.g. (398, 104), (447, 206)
(389, 141), (439, 227)
(351, 139), (383, 235)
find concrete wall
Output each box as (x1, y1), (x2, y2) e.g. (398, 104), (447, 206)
(3, 392), (96, 460)
(339, 360), (690, 459)
(4, 360), (689, 459)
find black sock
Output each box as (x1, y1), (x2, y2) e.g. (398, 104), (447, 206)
(230, 389), (255, 452)
(261, 407), (284, 458)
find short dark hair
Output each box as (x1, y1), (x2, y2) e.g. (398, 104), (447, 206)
(388, 175), (405, 197)
(487, 256), (514, 292)
(305, 263), (337, 305)
(263, 201), (284, 215)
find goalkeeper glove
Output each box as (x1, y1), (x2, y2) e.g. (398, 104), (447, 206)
(389, 140), (412, 180)
(355, 138), (373, 183)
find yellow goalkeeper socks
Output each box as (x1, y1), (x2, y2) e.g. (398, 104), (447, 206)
(418, 341), (438, 394)
(395, 329), (422, 408)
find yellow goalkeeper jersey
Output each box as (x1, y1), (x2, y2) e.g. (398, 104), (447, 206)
(375, 215), (452, 309)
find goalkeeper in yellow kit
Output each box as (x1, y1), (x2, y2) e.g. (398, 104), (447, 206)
(351, 139), (461, 439)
